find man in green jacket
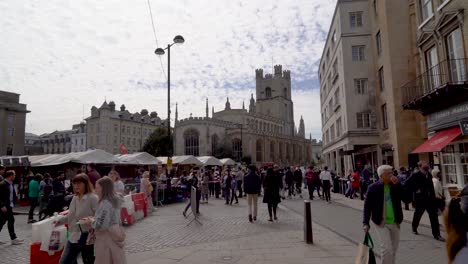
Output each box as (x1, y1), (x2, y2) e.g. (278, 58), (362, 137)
(28, 174), (41, 223)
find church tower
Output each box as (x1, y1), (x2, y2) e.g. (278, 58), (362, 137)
(298, 116), (305, 138)
(255, 65), (295, 136)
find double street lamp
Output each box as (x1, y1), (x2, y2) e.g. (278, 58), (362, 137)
(154, 35), (185, 158)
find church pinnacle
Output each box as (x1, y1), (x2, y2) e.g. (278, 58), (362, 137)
(206, 98), (209, 118)
(225, 97), (231, 110)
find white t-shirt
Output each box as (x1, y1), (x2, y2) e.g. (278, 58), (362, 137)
(319, 171), (332, 181)
(114, 180), (125, 194)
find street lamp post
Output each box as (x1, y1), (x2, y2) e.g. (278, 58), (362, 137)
(155, 35), (185, 157)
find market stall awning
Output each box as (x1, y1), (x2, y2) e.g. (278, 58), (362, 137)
(29, 149), (119, 167)
(115, 152), (162, 165)
(412, 126), (462, 153)
(220, 158), (236, 166)
(157, 156), (203, 166)
(197, 156), (223, 166)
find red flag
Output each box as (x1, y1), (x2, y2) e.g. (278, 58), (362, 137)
(119, 143), (128, 154)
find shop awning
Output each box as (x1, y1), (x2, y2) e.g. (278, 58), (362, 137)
(412, 126), (462, 153)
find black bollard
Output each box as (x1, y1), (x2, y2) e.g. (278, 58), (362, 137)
(304, 200), (313, 244)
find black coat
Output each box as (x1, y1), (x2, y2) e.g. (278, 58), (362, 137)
(263, 173), (282, 204)
(405, 170), (436, 204)
(243, 172), (261, 194)
(0, 180), (17, 209)
(363, 181), (404, 226)
(285, 170), (294, 184)
(294, 170), (303, 183)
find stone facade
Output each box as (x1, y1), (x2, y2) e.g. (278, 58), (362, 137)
(24, 133), (43, 155)
(40, 129), (74, 154)
(174, 66), (312, 166)
(85, 101), (166, 154)
(0, 90), (29, 156)
(71, 123), (87, 152)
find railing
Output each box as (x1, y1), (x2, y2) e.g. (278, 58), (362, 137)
(402, 59), (468, 106)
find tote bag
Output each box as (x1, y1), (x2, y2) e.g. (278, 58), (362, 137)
(355, 233), (377, 264)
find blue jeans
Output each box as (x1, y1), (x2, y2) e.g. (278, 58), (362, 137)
(59, 232), (94, 264)
(224, 189), (231, 204)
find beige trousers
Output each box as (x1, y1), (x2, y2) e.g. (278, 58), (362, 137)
(375, 224), (400, 264)
(247, 194), (258, 217)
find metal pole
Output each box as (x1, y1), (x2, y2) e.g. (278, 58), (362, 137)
(304, 200), (313, 244)
(167, 44), (171, 157)
(240, 124), (243, 161)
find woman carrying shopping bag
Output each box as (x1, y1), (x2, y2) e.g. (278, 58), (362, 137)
(56, 173), (98, 264)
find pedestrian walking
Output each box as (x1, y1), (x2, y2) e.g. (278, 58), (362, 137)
(320, 166), (332, 202)
(230, 174), (239, 204)
(397, 167), (410, 210)
(214, 170), (221, 199)
(405, 161), (445, 241)
(28, 174), (42, 223)
(86, 176), (127, 264)
(86, 163), (101, 188)
(0, 170), (24, 245)
(431, 168), (445, 214)
(109, 170), (125, 195)
(363, 165), (404, 264)
(183, 171), (200, 217)
(294, 167), (303, 198)
(236, 168), (244, 198)
(360, 165), (371, 200)
(444, 185), (468, 264)
(263, 168), (282, 222)
(208, 170), (215, 197)
(201, 171), (210, 203)
(140, 171), (154, 213)
(285, 167), (294, 198)
(38, 174), (53, 220)
(244, 165), (261, 222)
(223, 171), (232, 205)
(0, 165), (5, 181)
(351, 169), (361, 199)
(57, 174), (98, 264)
(305, 166), (315, 200)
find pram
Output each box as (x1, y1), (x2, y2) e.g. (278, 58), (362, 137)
(39, 193), (73, 220)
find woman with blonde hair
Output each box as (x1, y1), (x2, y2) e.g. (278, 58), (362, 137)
(109, 170), (125, 195)
(83, 176), (126, 264)
(444, 186), (468, 264)
(140, 171), (154, 213)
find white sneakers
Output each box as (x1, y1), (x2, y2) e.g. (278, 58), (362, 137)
(11, 238), (24, 245)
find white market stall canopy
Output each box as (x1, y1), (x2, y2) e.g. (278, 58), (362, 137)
(197, 156), (223, 166)
(29, 149), (119, 167)
(115, 152), (162, 165)
(220, 158), (236, 166)
(157, 156), (203, 166)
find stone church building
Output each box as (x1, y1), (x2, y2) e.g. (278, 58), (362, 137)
(174, 65), (312, 166)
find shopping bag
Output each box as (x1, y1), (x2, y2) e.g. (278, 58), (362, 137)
(355, 233), (377, 264)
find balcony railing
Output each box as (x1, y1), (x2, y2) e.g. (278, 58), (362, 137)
(402, 58), (468, 109)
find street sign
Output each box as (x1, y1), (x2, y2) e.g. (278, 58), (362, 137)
(460, 120), (468, 136)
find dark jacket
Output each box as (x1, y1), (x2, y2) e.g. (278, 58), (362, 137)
(285, 170), (294, 184)
(243, 172), (261, 194)
(0, 180), (17, 208)
(262, 172), (282, 204)
(52, 179), (65, 195)
(294, 170), (303, 183)
(405, 170), (436, 203)
(363, 180), (404, 226)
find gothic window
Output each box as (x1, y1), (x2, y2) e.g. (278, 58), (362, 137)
(283, 88), (287, 97)
(211, 134), (219, 155)
(184, 128), (199, 156)
(265, 87), (272, 98)
(256, 139), (263, 162)
(232, 138), (242, 161)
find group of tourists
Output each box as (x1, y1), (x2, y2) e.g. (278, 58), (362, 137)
(362, 160), (467, 264)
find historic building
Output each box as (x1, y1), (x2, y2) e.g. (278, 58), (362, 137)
(0, 90), (29, 156)
(85, 101), (166, 154)
(174, 65), (312, 166)
(401, 0), (468, 190)
(40, 129), (74, 154)
(24, 133), (43, 155)
(71, 122), (87, 152)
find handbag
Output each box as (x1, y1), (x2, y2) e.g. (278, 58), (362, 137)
(355, 233), (377, 264)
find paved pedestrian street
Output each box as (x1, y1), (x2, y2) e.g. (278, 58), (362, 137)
(0, 194), (449, 264)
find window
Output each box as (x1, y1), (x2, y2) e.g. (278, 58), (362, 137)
(211, 134), (219, 155)
(355, 79), (368, 94)
(6, 144), (13, 155)
(350, 12), (363, 28)
(265, 87), (272, 98)
(132, 138), (136, 146)
(425, 46), (440, 89)
(270, 141), (275, 161)
(334, 89), (340, 107)
(332, 59), (338, 79)
(326, 49), (330, 61)
(328, 100), (333, 114)
(441, 145), (457, 184)
(460, 143), (468, 184)
(7, 114), (15, 123)
(96, 135), (100, 145)
(352, 46), (365, 61)
(357, 112), (371, 128)
(325, 130), (330, 144)
(420, 0), (433, 22)
(127, 137), (130, 146)
(330, 124), (335, 140)
(122, 126), (125, 135)
(114, 136), (117, 144)
(133, 127), (136, 135)
(446, 28), (466, 82)
(379, 67), (385, 91)
(336, 117), (342, 137)
(7, 127), (14, 136)
(81, 138), (84, 145)
(332, 31), (337, 44)
(114, 124), (118, 133)
(381, 104), (388, 129)
(256, 139), (263, 162)
(376, 31), (382, 55)
(184, 129), (199, 156)
(232, 138), (242, 161)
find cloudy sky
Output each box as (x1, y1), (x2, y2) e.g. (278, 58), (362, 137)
(0, 0), (336, 139)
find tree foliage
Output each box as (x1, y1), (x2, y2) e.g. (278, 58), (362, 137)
(142, 128), (172, 157)
(212, 140), (233, 159)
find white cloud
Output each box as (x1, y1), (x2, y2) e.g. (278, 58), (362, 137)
(0, 0), (335, 140)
